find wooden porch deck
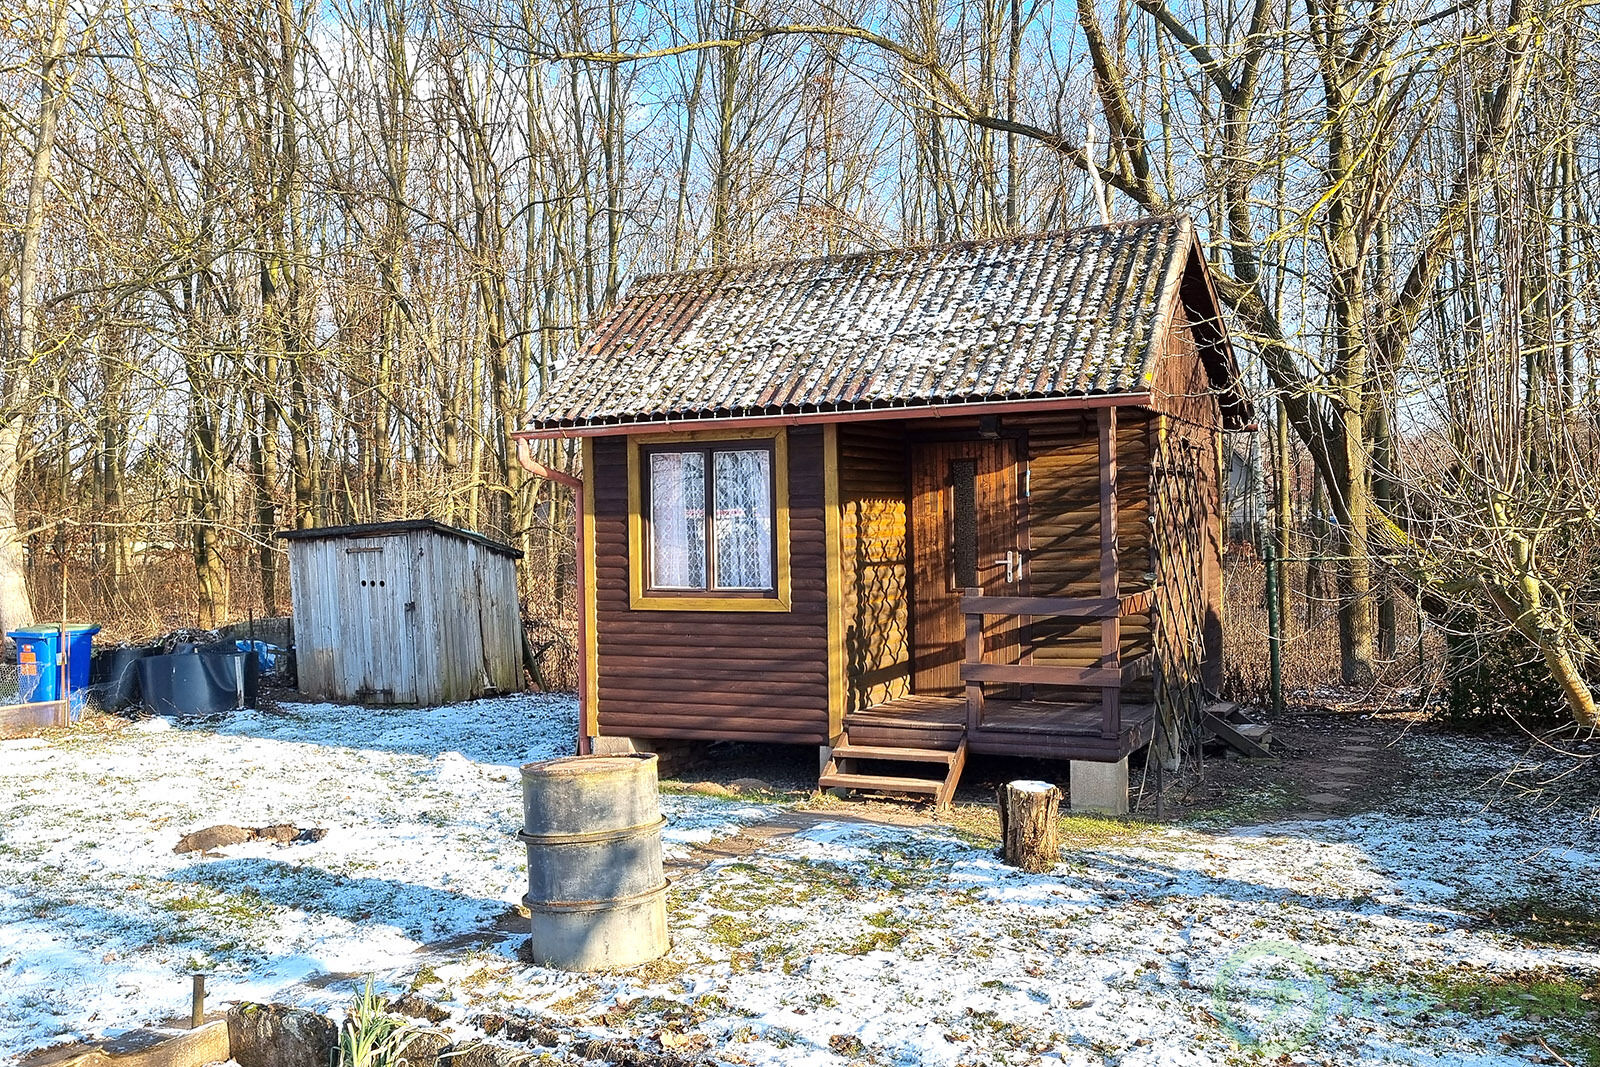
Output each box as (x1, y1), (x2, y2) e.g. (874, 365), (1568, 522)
(843, 693), (1156, 762)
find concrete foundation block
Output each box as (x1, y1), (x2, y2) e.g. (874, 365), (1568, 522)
(1069, 758), (1129, 816)
(588, 735), (639, 757)
(586, 736), (703, 777)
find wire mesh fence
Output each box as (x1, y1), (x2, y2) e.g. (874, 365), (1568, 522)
(0, 660), (18, 706)
(1220, 541), (1446, 708)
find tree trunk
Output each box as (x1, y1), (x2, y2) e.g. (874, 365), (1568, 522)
(997, 781), (1060, 872)
(0, 0), (70, 634)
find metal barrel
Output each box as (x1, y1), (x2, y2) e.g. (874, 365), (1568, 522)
(518, 753), (669, 971)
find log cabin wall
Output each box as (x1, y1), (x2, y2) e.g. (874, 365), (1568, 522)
(589, 427), (831, 744)
(1012, 411), (1155, 700)
(839, 424), (912, 713)
(1149, 303), (1226, 700)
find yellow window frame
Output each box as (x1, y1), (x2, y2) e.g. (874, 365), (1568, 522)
(626, 428), (792, 611)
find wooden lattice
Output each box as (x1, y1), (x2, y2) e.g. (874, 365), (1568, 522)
(1149, 443), (1208, 763)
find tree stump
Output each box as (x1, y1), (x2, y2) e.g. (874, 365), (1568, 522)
(997, 780), (1061, 872)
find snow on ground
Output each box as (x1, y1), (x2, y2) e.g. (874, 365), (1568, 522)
(418, 733), (1600, 1067)
(0, 693), (768, 1058)
(2, 699), (1596, 1066)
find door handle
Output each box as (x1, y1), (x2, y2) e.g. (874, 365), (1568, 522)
(992, 551), (1019, 583)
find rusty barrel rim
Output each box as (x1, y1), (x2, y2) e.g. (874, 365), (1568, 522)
(520, 753), (657, 778)
(521, 880), (669, 915)
(516, 815), (666, 847)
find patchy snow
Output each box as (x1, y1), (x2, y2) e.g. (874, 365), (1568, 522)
(0, 693), (765, 1059)
(2, 701), (1596, 1066)
(412, 734), (1600, 1067)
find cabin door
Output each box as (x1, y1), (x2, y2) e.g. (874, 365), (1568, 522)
(909, 439), (1024, 696)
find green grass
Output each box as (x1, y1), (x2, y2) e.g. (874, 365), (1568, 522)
(1181, 782), (1301, 829)
(1477, 897), (1600, 948)
(1411, 968), (1600, 1064)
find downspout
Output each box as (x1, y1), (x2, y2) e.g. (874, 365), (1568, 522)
(514, 437), (591, 755)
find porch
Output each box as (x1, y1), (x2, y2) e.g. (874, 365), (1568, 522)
(820, 585), (1163, 808)
(843, 693), (1156, 761)
(823, 406), (1200, 808)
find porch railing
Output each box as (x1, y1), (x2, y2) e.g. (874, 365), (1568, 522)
(960, 588), (1154, 739)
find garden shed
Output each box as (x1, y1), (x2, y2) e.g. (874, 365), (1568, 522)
(278, 519), (523, 706)
(515, 216), (1251, 810)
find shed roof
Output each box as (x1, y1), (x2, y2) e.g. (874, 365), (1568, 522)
(275, 519), (522, 559)
(522, 215), (1249, 434)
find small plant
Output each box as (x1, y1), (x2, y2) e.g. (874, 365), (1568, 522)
(338, 980), (414, 1067)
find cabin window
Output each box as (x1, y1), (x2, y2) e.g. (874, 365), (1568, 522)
(642, 442), (776, 595)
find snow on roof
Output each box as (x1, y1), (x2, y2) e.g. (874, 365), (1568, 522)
(527, 215), (1240, 431)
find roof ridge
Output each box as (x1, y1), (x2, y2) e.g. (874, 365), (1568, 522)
(624, 215), (1186, 295)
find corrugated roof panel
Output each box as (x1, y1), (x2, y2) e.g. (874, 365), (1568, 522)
(528, 216), (1202, 428)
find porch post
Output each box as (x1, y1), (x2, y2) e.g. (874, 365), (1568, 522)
(1098, 408), (1122, 740)
(964, 588), (985, 734)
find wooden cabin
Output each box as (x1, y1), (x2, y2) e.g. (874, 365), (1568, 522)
(514, 217), (1250, 809)
(278, 519), (524, 706)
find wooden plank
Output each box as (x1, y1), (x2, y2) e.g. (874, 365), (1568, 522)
(842, 726), (964, 750)
(963, 594), (1121, 618)
(1119, 653), (1155, 683)
(600, 710), (826, 733)
(1119, 588), (1155, 615)
(935, 739), (967, 811)
(598, 684), (827, 705)
(598, 663), (828, 683)
(0, 700), (67, 739)
(1203, 712), (1275, 759)
(964, 589), (985, 732)
(831, 744), (957, 764)
(961, 662), (1122, 687)
(817, 771), (941, 795)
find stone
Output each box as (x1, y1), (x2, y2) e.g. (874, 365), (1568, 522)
(394, 1029), (451, 1067)
(226, 1003), (338, 1067)
(1069, 758), (1129, 816)
(174, 825), (251, 855)
(253, 824), (299, 843)
(175, 824), (327, 854)
(389, 993), (450, 1024)
(441, 1039), (537, 1067)
(729, 778), (771, 793)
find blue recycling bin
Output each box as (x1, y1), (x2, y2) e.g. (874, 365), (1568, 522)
(8, 624), (100, 717)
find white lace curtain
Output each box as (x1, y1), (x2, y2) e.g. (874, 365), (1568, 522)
(649, 451), (706, 588)
(712, 449), (773, 589)
(648, 447), (773, 590)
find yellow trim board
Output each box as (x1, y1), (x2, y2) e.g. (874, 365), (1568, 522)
(822, 424), (846, 743)
(626, 428), (792, 612)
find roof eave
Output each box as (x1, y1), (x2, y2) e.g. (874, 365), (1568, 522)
(513, 391), (1155, 439)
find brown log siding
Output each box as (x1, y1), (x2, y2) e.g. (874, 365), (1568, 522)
(590, 427), (831, 744)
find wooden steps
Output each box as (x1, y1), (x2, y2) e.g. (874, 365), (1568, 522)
(819, 738), (968, 810)
(1202, 701), (1275, 759)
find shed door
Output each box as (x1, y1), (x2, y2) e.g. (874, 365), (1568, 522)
(344, 536), (417, 705)
(910, 439), (1024, 696)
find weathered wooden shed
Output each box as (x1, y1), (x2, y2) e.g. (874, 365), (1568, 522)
(514, 217), (1251, 809)
(278, 519), (524, 706)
